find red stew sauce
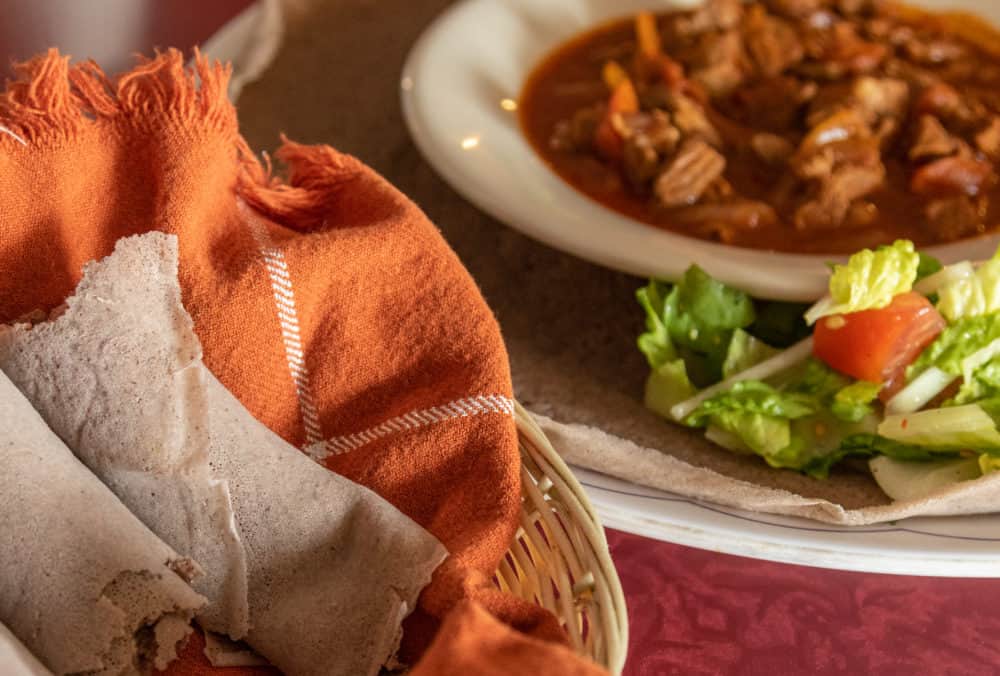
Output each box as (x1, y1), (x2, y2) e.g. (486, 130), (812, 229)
(519, 1), (1000, 254)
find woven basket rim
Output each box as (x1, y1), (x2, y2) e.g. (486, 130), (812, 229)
(499, 401), (628, 675)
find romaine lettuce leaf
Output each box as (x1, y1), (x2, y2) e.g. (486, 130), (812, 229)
(683, 380), (817, 425)
(665, 267), (755, 379)
(780, 358), (849, 398)
(682, 380), (816, 458)
(770, 412), (876, 477)
(870, 455), (983, 501)
(907, 313), (1000, 379)
(637, 279), (678, 370)
(836, 433), (959, 461)
(807, 240), (919, 323)
(644, 360), (696, 419)
(879, 404), (1000, 450)
(638, 280), (700, 415)
(831, 381), (882, 423)
(724, 412), (874, 473)
(952, 360), (1000, 405)
(676, 265), (756, 331)
(680, 371), (889, 476)
(788, 361), (867, 426)
(722, 329), (779, 378)
(916, 252), (944, 281)
(802, 433), (964, 483)
(936, 248), (1000, 322)
(979, 454), (1000, 475)
(705, 424), (754, 455)
(636, 268), (755, 384)
(709, 409), (792, 458)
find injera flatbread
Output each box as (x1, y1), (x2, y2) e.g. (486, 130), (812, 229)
(0, 370), (205, 675)
(0, 233), (448, 676)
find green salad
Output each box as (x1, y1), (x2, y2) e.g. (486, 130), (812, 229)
(637, 240), (1000, 500)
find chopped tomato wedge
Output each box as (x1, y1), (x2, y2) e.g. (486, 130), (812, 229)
(601, 60), (629, 90)
(594, 79), (639, 161)
(631, 11), (687, 89)
(813, 292), (946, 395)
(635, 11), (661, 62)
(607, 77), (639, 115)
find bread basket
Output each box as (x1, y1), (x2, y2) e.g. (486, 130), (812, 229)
(496, 403), (629, 675)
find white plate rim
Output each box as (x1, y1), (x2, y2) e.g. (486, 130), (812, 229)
(574, 466), (1000, 577)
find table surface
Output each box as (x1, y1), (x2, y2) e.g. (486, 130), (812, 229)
(4, 3), (1000, 675)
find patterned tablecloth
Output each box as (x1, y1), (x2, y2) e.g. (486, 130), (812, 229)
(4, 2), (1000, 675)
(608, 528), (1000, 674)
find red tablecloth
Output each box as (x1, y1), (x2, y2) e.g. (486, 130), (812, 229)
(608, 528), (1000, 675)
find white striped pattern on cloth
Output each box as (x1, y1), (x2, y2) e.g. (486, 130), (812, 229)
(0, 125), (27, 146)
(304, 394), (516, 462)
(242, 205), (324, 446)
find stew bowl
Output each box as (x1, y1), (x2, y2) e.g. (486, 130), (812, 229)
(401, 0), (1000, 300)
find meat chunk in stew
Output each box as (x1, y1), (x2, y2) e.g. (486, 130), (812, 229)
(654, 140), (727, 207)
(688, 31), (746, 97)
(667, 95), (723, 148)
(975, 117), (1000, 159)
(673, 0), (744, 37)
(752, 133), (797, 165)
(851, 76), (909, 121)
(909, 115), (960, 161)
(744, 8), (805, 77)
(795, 163), (887, 230)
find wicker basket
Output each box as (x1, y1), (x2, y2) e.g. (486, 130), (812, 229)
(494, 403), (628, 675)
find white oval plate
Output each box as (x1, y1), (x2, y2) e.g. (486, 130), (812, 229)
(574, 466), (1000, 576)
(198, 0), (283, 101)
(401, 0), (1000, 301)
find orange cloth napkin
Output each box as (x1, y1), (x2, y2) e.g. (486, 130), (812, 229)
(0, 50), (608, 675)
(411, 601), (609, 676)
